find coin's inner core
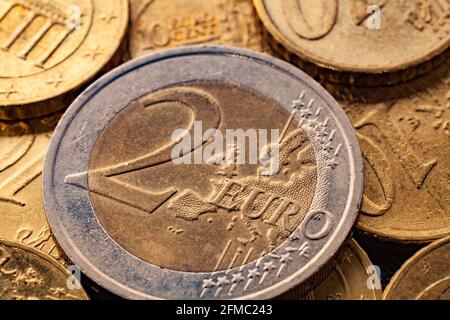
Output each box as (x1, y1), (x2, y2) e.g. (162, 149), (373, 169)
(88, 82), (318, 272)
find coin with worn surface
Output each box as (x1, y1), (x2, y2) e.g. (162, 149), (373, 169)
(280, 239), (382, 300)
(254, 0), (450, 85)
(330, 59), (450, 243)
(0, 112), (68, 264)
(383, 236), (450, 300)
(128, 0), (269, 58)
(43, 45), (362, 299)
(0, 0), (128, 119)
(0, 240), (88, 300)
(262, 27), (449, 87)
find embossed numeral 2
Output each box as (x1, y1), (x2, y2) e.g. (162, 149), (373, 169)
(65, 87), (222, 214)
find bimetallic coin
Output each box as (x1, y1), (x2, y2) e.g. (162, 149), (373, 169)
(129, 0), (269, 58)
(0, 240), (88, 300)
(332, 60), (450, 242)
(280, 239), (382, 300)
(254, 0), (450, 86)
(0, 112), (67, 265)
(0, 0), (129, 120)
(43, 45), (362, 299)
(383, 236), (450, 300)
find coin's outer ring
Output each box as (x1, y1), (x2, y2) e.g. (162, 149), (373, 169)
(382, 235), (450, 300)
(43, 45), (363, 300)
(0, 239), (89, 299)
(0, 0), (129, 107)
(253, 0), (450, 75)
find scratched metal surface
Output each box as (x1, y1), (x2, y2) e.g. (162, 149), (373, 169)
(43, 45), (363, 300)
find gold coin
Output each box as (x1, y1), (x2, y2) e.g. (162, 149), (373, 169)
(280, 239), (382, 300)
(254, 0), (450, 85)
(0, 239), (88, 300)
(383, 236), (450, 300)
(128, 0), (269, 58)
(332, 60), (450, 242)
(0, 0), (129, 119)
(0, 112), (67, 264)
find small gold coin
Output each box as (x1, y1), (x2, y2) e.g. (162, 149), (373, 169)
(0, 112), (67, 264)
(383, 236), (450, 300)
(331, 60), (450, 243)
(254, 0), (450, 85)
(280, 239), (382, 300)
(0, 239), (88, 300)
(128, 0), (269, 58)
(0, 0), (129, 119)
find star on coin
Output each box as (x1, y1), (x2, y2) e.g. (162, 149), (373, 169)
(202, 278), (215, 288)
(0, 83), (18, 98)
(280, 253), (293, 264)
(231, 273), (245, 283)
(327, 158), (339, 169)
(292, 97), (306, 109)
(263, 261), (276, 271)
(84, 45), (103, 61)
(322, 142), (334, 152)
(46, 73), (64, 88)
(299, 108), (313, 119)
(248, 268), (261, 278)
(216, 276), (230, 287)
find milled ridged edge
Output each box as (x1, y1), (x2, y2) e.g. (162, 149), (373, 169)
(260, 20), (449, 88)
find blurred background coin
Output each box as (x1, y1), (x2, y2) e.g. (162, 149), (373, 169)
(331, 60), (450, 243)
(279, 239), (382, 300)
(43, 45), (362, 299)
(0, 112), (68, 265)
(254, 0), (450, 86)
(128, 0), (270, 58)
(383, 236), (450, 300)
(0, 240), (88, 300)
(0, 0), (129, 120)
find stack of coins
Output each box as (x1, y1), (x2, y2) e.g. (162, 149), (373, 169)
(0, 0), (448, 300)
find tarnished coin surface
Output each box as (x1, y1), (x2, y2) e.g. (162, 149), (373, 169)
(128, 0), (268, 58)
(383, 236), (450, 300)
(254, 0), (450, 85)
(280, 239), (382, 300)
(0, 0), (128, 119)
(0, 240), (88, 300)
(0, 112), (67, 265)
(43, 45), (362, 299)
(331, 60), (450, 242)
